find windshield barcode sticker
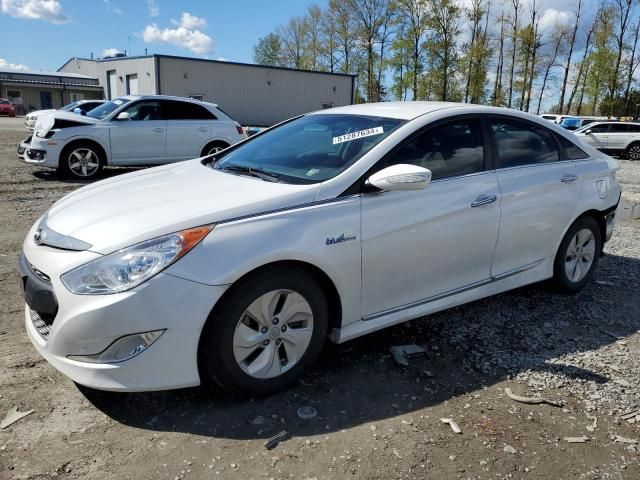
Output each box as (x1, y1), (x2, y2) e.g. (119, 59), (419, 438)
(332, 126), (384, 145)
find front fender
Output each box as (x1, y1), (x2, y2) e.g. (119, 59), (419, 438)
(166, 196), (362, 326)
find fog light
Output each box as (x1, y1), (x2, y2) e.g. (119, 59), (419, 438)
(67, 330), (165, 363)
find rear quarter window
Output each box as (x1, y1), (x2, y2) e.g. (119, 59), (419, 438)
(557, 135), (589, 160)
(490, 117), (560, 168)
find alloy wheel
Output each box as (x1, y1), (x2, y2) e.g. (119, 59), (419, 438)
(628, 144), (640, 160)
(232, 289), (314, 379)
(564, 228), (596, 283)
(68, 148), (100, 177)
(208, 146), (224, 155)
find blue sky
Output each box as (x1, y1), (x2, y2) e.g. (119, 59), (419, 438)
(0, 0), (325, 72)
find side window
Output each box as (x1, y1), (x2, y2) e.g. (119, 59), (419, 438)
(628, 123), (640, 133)
(163, 100), (217, 120)
(588, 123), (609, 133)
(123, 101), (162, 121)
(490, 118), (559, 168)
(558, 135), (589, 160)
(388, 118), (485, 181)
(609, 123), (629, 132)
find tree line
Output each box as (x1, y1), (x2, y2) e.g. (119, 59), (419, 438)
(252, 0), (640, 117)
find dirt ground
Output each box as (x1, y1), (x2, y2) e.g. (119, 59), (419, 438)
(0, 116), (638, 480)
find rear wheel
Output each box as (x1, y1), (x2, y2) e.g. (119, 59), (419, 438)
(198, 267), (328, 397)
(553, 216), (601, 293)
(59, 143), (104, 180)
(625, 142), (640, 160)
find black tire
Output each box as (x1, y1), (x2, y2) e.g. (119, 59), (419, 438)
(201, 141), (229, 157)
(198, 266), (328, 397)
(58, 142), (104, 180)
(624, 142), (640, 161)
(553, 216), (602, 294)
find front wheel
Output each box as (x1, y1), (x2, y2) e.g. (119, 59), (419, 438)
(553, 216), (602, 293)
(59, 144), (104, 180)
(198, 267), (328, 397)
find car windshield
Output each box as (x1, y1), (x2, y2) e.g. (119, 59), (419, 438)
(86, 98), (131, 120)
(0, 99), (9, 105)
(60, 101), (80, 111)
(561, 118), (580, 127)
(212, 114), (405, 184)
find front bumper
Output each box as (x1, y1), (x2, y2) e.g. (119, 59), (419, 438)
(18, 135), (62, 169)
(21, 240), (228, 391)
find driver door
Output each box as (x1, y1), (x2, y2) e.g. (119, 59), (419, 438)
(361, 117), (500, 317)
(109, 100), (167, 165)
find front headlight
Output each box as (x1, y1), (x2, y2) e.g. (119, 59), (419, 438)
(61, 226), (213, 294)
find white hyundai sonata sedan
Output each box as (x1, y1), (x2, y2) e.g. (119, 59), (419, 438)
(20, 102), (621, 396)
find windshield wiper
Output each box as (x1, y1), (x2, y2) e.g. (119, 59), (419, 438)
(218, 164), (280, 182)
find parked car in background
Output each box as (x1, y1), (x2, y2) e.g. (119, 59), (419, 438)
(18, 95), (246, 179)
(540, 114), (575, 124)
(574, 121), (640, 159)
(562, 116), (617, 131)
(19, 102), (620, 395)
(0, 98), (16, 117)
(25, 100), (106, 131)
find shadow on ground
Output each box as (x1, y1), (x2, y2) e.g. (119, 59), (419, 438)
(81, 252), (640, 441)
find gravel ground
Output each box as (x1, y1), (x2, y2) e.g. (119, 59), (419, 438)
(0, 116), (638, 479)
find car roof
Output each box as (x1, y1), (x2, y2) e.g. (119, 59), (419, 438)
(315, 101), (474, 120)
(116, 94), (219, 108)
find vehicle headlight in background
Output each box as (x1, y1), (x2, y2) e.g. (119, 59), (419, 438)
(61, 226), (213, 294)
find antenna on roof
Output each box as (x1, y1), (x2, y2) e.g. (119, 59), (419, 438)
(145, 48), (148, 56)
(90, 52), (94, 60)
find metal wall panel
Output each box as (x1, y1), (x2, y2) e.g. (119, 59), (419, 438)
(60, 57), (156, 98)
(157, 57), (354, 126)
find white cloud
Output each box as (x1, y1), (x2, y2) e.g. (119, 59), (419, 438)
(102, 48), (124, 58)
(142, 12), (213, 55)
(172, 12), (206, 30)
(0, 0), (68, 23)
(0, 57), (29, 70)
(538, 8), (572, 32)
(147, 0), (158, 17)
(102, 0), (122, 15)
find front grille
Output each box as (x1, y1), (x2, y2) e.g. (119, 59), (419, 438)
(29, 263), (50, 282)
(30, 309), (53, 339)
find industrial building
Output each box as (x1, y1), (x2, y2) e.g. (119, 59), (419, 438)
(0, 69), (103, 115)
(59, 54), (356, 126)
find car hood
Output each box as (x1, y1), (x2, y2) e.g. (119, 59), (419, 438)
(44, 159), (320, 254)
(34, 111), (99, 137)
(28, 109), (56, 117)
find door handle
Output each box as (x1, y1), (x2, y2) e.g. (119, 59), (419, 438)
(471, 194), (497, 208)
(561, 173), (578, 183)
(153, 127), (164, 133)
(198, 127), (208, 132)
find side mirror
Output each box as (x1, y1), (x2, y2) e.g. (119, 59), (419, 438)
(584, 129), (592, 135)
(116, 111), (130, 121)
(367, 164), (431, 192)
(73, 107), (82, 114)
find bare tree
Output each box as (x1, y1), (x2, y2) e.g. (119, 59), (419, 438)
(492, 10), (507, 105)
(524, 1), (542, 112)
(350, 0), (387, 101)
(558, 0), (582, 114)
(624, 19), (640, 110)
(536, 25), (566, 114)
(278, 16), (310, 69)
(567, 4), (599, 114)
(610, 0), (636, 97)
(507, 0), (521, 108)
(394, 0), (429, 100)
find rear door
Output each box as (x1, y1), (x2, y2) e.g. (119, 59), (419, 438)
(163, 100), (216, 162)
(361, 116), (500, 317)
(108, 100), (167, 165)
(489, 116), (580, 277)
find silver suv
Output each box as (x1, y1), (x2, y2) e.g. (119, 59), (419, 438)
(575, 121), (640, 160)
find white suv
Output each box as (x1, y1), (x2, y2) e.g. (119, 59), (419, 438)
(575, 121), (640, 160)
(19, 95), (246, 179)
